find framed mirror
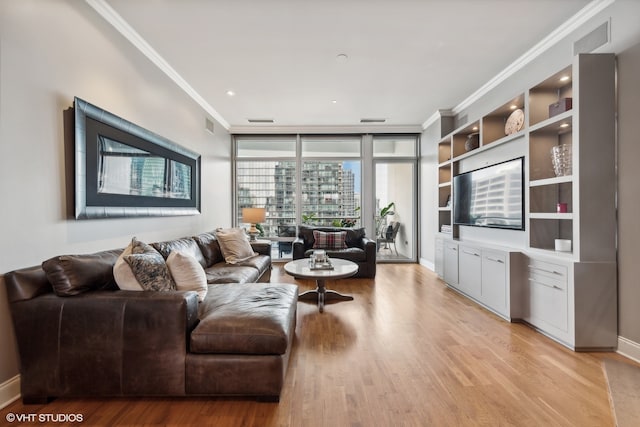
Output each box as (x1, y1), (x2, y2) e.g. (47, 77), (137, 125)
(74, 97), (201, 219)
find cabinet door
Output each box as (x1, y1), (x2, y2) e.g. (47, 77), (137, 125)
(481, 251), (507, 316)
(458, 245), (481, 299)
(443, 242), (458, 286)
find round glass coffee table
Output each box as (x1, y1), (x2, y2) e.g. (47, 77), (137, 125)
(284, 258), (358, 313)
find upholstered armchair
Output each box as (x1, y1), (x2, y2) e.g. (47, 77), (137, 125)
(292, 225), (376, 278)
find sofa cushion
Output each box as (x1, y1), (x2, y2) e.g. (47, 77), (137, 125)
(191, 283), (298, 355)
(214, 228), (257, 264)
(312, 230), (347, 250)
(344, 227), (366, 248)
(203, 264), (259, 284)
(193, 232), (224, 267)
(152, 237), (206, 268)
(41, 250), (121, 296)
(304, 247), (367, 262)
(166, 251), (208, 302)
(235, 254), (271, 274)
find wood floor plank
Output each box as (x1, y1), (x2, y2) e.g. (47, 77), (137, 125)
(3, 263), (633, 426)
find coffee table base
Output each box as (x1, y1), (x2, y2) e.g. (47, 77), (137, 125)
(298, 279), (353, 313)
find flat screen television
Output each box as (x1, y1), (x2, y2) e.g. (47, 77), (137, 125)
(453, 157), (524, 230)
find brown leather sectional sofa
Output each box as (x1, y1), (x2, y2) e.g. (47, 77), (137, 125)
(4, 231), (298, 403)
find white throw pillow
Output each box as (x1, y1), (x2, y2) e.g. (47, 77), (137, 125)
(113, 241), (144, 291)
(166, 251), (208, 302)
(214, 228), (257, 264)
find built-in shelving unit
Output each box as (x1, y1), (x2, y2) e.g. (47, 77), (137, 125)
(434, 54), (617, 351)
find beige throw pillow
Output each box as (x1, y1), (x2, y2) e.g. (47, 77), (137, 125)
(113, 240), (144, 291)
(214, 228), (257, 264)
(167, 251), (208, 302)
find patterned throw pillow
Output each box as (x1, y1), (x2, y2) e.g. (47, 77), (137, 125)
(124, 251), (176, 292)
(312, 230), (347, 250)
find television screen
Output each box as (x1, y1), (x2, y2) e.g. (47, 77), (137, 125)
(453, 157), (524, 230)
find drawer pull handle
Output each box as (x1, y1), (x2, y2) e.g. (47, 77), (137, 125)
(528, 265), (564, 276)
(486, 257), (504, 263)
(528, 278), (564, 290)
(463, 250), (480, 257)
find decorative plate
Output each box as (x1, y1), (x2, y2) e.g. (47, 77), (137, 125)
(505, 108), (524, 135)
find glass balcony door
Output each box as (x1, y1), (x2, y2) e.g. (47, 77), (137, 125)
(375, 161), (416, 261)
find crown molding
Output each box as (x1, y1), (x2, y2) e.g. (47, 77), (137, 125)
(451, 0), (615, 116)
(229, 124), (423, 135)
(421, 109), (454, 131)
(85, 0), (230, 130)
(424, 0), (615, 125)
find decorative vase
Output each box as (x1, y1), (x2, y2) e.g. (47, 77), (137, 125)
(465, 133), (479, 152)
(550, 144), (572, 177)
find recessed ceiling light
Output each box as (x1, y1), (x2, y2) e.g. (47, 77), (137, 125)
(226, 90), (235, 97)
(472, 126), (478, 131)
(560, 75), (570, 82)
(336, 53), (349, 62)
(331, 100), (337, 104)
(510, 104), (518, 110)
(560, 123), (570, 128)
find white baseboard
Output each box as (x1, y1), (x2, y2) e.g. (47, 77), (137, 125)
(617, 336), (640, 364)
(0, 375), (20, 410)
(419, 257), (435, 272)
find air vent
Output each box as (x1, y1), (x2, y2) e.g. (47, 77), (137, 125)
(205, 117), (214, 134)
(247, 118), (274, 123)
(360, 118), (386, 123)
(574, 21), (610, 55)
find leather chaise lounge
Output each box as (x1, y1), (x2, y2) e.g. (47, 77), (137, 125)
(4, 231), (298, 403)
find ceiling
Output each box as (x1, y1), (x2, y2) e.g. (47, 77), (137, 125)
(101, 0), (594, 130)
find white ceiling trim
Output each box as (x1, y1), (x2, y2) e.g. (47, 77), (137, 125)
(422, 0), (615, 130)
(229, 124), (423, 135)
(85, 0), (231, 130)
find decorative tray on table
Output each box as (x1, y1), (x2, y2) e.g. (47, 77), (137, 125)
(309, 261), (334, 271)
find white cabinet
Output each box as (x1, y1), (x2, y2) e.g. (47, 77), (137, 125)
(439, 240), (523, 321)
(480, 251), (508, 317)
(458, 245), (481, 299)
(522, 255), (617, 350)
(443, 241), (458, 286)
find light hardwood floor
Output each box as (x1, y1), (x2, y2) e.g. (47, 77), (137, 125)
(4, 263), (632, 426)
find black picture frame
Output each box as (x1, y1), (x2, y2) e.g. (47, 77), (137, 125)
(74, 97), (201, 219)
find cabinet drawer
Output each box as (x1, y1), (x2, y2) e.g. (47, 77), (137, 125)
(526, 259), (569, 333)
(527, 259), (567, 290)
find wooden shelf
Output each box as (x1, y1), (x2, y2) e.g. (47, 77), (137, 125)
(452, 131), (525, 162)
(529, 213), (574, 220)
(529, 176), (573, 187)
(530, 110), (573, 134)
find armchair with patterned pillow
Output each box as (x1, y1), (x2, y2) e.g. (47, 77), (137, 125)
(292, 225), (376, 278)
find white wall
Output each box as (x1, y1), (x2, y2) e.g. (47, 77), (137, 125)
(0, 0), (231, 386)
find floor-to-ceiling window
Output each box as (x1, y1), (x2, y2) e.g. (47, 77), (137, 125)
(233, 134), (418, 261)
